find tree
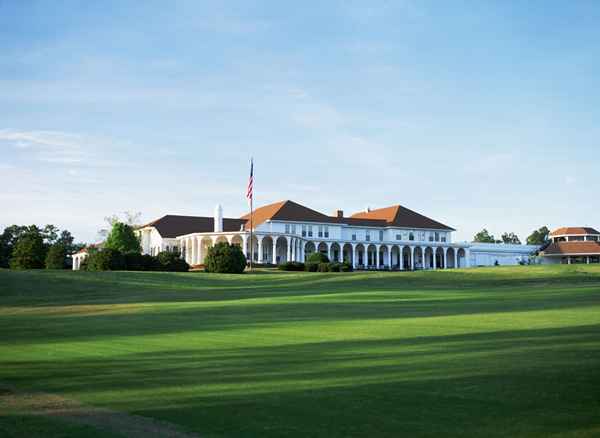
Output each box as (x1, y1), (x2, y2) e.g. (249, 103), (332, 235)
(307, 252), (330, 264)
(45, 244), (68, 269)
(104, 222), (141, 254)
(86, 248), (125, 271)
(501, 232), (521, 245)
(0, 225), (28, 268)
(527, 226), (550, 245)
(473, 229), (496, 243)
(98, 211), (142, 239)
(204, 242), (246, 274)
(10, 230), (45, 269)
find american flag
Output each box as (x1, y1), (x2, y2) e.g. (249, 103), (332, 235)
(246, 158), (253, 203)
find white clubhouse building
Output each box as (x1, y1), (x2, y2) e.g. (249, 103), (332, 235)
(125, 200), (536, 270)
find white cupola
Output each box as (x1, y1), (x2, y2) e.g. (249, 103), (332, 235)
(214, 204), (223, 232)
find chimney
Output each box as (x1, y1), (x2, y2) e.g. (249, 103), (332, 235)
(335, 210), (344, 218)
(214, 204), (223, 232)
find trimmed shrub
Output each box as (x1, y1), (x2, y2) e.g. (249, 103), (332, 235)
(317, 262), (330, 272)
(278, 261), (305, 271)
(305, 262), (319, 272)
(307, 252), (329, 264)
(157, 251), (189, 272)
(45, 243), (67, 269)
(205, 242), (246, 274)
(329, 262), (341, 272)
(86, 248), (125, 271)
(340, 262), (353, 272)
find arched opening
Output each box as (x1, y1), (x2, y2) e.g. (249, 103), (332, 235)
(317, 242), (328, 258)
(260, 236), (274, 264)
(304, 241), (317, 261)
(446, 248), (456, 269)
(379, 245), (389, 269)
(275, 236), (288, 264)
(366, 244), (377, 268)
(435, 247), (445, 269)
(330, 242), (342, 262)
(415, 247), (424, 270)
(457, 248), (466, 268)
(424, 247), (434, 269)
(356, 243), (366, 268)
(402, 246), (412, 270)
(390, 245), (400, 270)
(200, 237), (213, 265)
(342, 243), (353, 264)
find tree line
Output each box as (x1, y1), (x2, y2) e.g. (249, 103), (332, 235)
(473, 226), (550, 245)
(0, 224), (84, 269)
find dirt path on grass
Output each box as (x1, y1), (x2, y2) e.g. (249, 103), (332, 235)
(0, 383), (199, 438)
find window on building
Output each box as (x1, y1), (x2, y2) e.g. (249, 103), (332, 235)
(352, 233), (356, 241)
(302, 224), (307, 237)
(379, 230), (384, 241)
(308, 225), (313, 237)
(324, 226), (329, 238)
(409, 233), (415, 241)
(441, 236), (446, 243)
(285, 224), (290, 233)
(429, 234), (434, 242)
(435, 232), (440, 242)
(396, 234), (401, 240)
(366, 231), (371, 242)
(292, 224), (296, 234)
(318, 225), (323, 238)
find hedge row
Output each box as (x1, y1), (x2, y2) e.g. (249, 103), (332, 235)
(82, 249), (189, 272)
(278, 261), (353, 272)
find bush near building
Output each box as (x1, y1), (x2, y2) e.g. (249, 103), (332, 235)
(204, 242), (246, 274)
(278, 262), (305, 271)
(307, 252), (330, 264)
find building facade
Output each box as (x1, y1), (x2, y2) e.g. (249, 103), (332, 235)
(540, 227), (600, 264)
(73, 200), (543, 270)
(136, 200), (471, 270)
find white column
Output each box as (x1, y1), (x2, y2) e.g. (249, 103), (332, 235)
(386, 245), (391, 267)
(326, 242), (332, 261)
(443, 248), (448, 269)
(465, 248), (471, 267)
(433, 247), (437, 270)
(454, 249), (458, 269)
(587, 256), (590, 264)
(411, 247), (415, 270)
(242, 235), (248, 258)
(339, 243), (344, 263)
(286, 236), (291, 262)
(272, 237), (277, 264)
(376, 245), (381, 269)
(399, 247), (404, 270)
(420, 247), (426, 269)
(352, 244), (357, 269)
(257, 237), (263, 263)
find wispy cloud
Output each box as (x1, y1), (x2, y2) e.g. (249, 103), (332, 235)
(0, 129), (131, 168)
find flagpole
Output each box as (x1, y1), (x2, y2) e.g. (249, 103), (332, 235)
(249, 158), (254, 271)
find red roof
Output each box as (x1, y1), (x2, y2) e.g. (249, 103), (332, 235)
(542, 241), (600, 256)
(549, 227), (600, 237)
(240, 200), (455, 231)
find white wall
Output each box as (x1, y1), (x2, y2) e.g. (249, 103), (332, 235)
(468, 243), (539, 267)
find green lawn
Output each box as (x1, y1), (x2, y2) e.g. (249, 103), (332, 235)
(1, 265), (600, 437)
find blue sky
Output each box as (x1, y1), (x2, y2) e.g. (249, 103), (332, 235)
(1, 0), (599, 243)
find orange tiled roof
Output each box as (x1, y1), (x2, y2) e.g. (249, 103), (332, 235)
(542, 241), (600, 256)
(549, 227), (600, 236)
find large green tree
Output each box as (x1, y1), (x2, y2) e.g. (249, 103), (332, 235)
(10, 229), (46, 269)
(45, 243), (68, 269)
(473, 229), (496, 243)
(501, 232), (522, 245)
(0, 225), (28, 268)
(526, 226), (550, 245)
(104, 222), (141, 254)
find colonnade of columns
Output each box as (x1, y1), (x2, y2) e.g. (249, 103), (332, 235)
(177, 232), (470, 270)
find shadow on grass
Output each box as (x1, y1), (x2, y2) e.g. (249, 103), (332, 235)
(3, 324), (600, 437)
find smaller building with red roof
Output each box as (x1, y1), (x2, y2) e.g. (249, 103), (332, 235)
(541, 227), (600, 264)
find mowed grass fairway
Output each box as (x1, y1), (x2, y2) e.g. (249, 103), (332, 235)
(1, 266), (600, 437)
